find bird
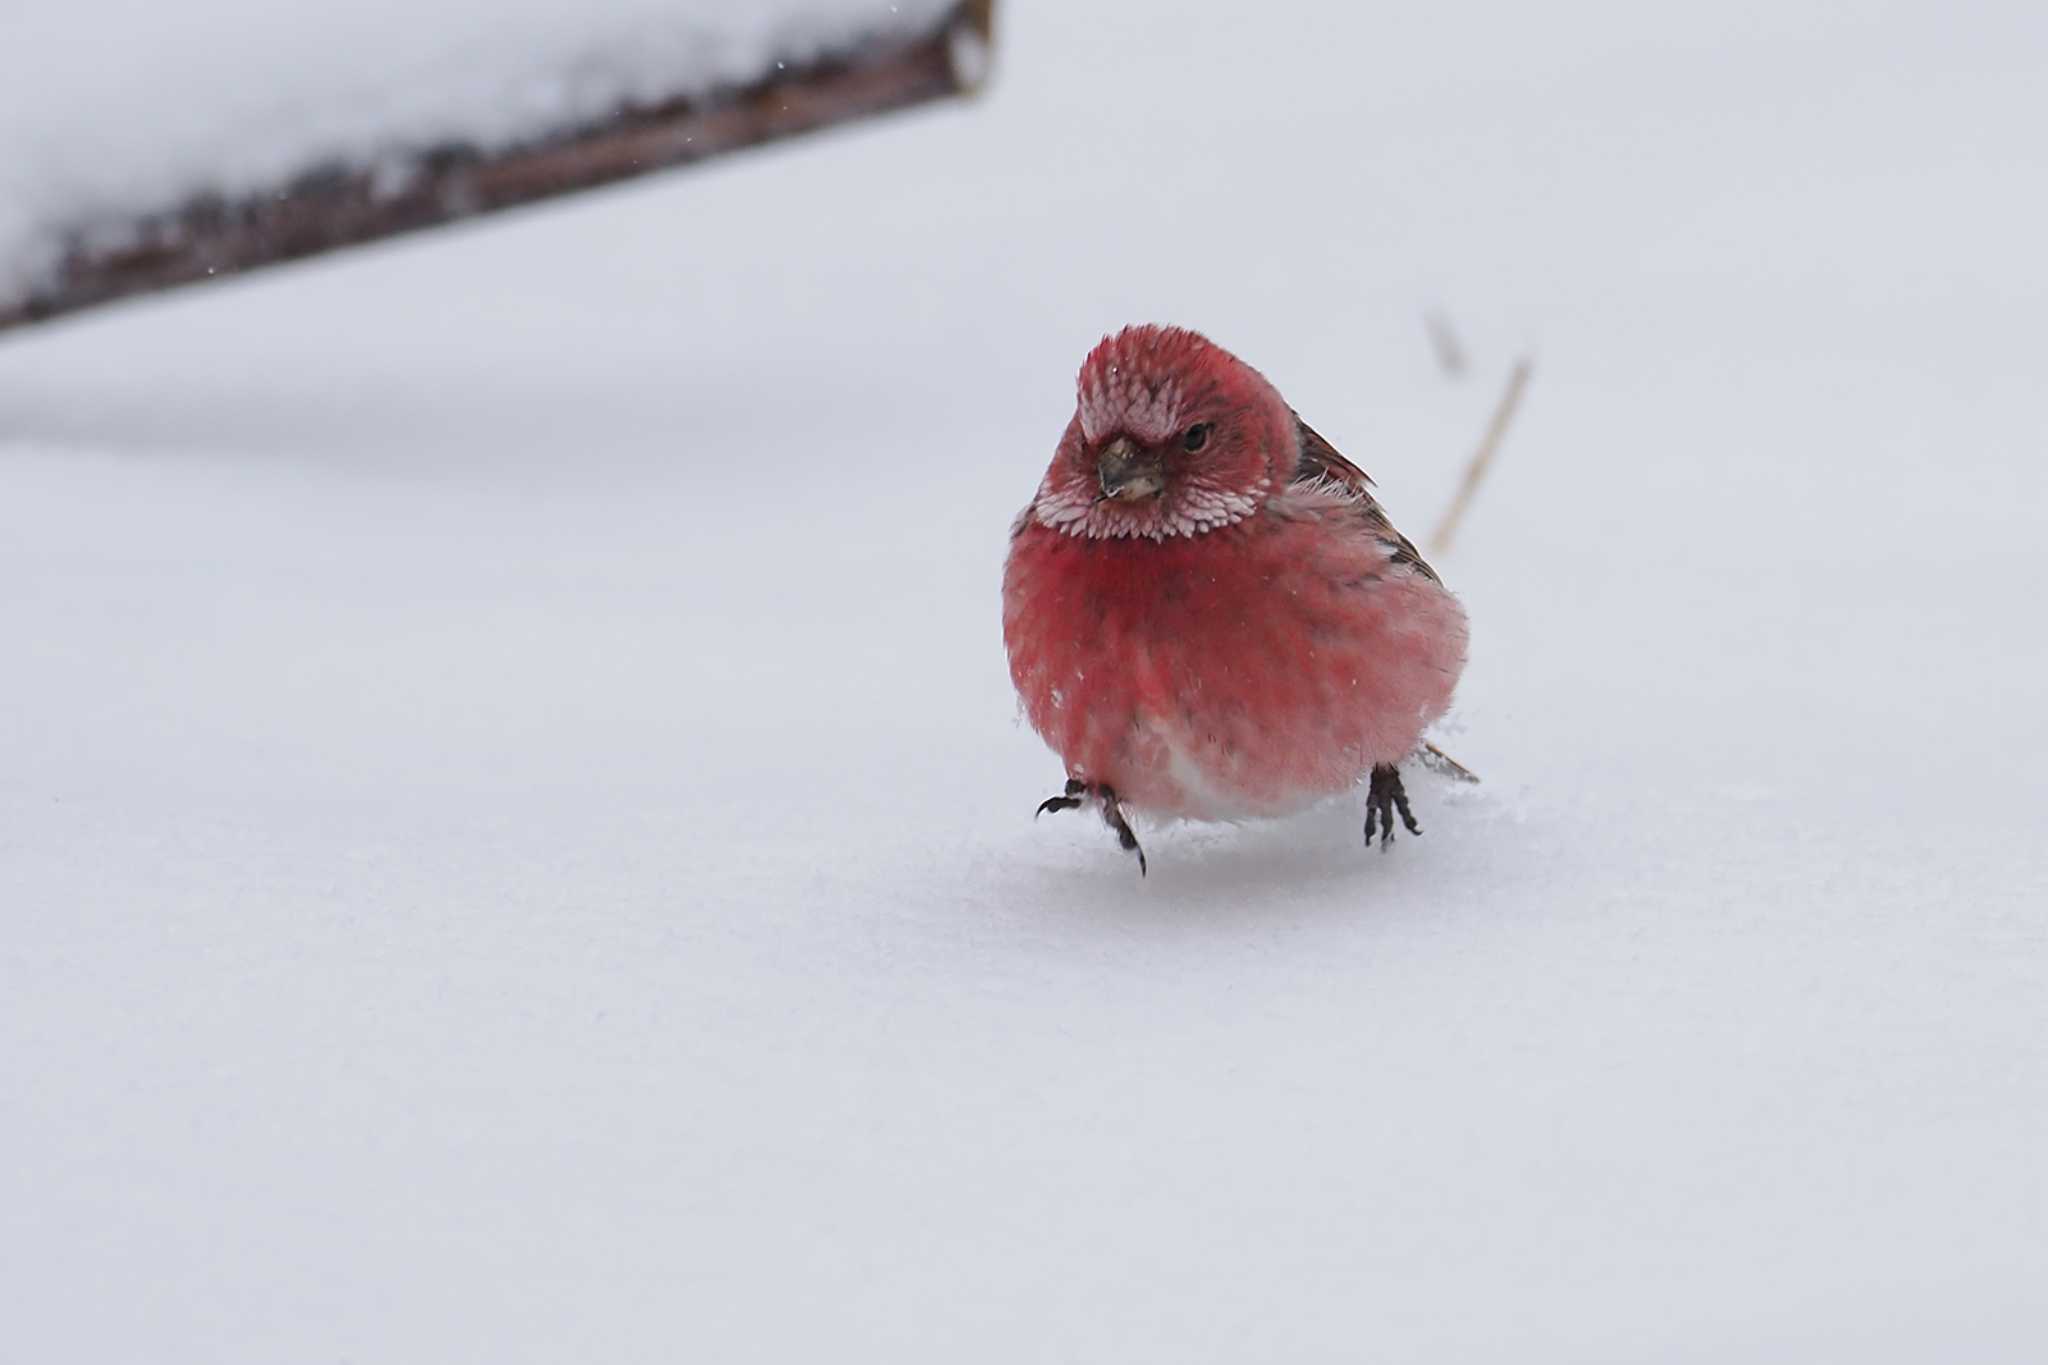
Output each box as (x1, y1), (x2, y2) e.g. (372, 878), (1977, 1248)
(1002, 324), (1469, 873)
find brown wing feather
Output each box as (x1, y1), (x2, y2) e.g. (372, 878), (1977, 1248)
(1291, 416), (1442, 584)
(1292, 417), (1375, 495)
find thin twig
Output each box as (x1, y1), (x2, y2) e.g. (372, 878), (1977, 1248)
(1428, 357), (1532, 555)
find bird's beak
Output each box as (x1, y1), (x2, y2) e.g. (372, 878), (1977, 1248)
(1096, 437), (1166, 502)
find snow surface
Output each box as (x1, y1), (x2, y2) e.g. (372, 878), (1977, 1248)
(4, 0), (2046, 1359)
(0, 0), (957, 298)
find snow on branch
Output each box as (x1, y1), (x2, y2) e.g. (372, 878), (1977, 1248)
(0, 0), (993, 334)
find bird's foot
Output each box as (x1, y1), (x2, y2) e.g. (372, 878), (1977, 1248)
(1035, 777), (1147, 876)
(1363, 763), (1422, 850)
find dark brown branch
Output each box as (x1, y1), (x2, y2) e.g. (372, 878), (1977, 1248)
(0, 1), (994, 335)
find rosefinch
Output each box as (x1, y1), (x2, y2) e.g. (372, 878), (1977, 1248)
(1002, 324), (1469, 873)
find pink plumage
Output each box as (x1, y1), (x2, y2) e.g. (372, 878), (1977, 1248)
(1002, 324), (1468, 871)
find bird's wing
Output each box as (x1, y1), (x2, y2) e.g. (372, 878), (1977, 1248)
(1291, 416), (1443, 585)
(1292, 416), (1376, 496)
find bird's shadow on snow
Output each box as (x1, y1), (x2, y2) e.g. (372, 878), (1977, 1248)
(1018, 779), (1506, 927)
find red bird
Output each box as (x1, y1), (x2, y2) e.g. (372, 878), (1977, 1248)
(1002, 324), (1469, 872)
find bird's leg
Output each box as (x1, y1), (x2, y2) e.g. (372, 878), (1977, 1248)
(1096, 784), (1147, 877)
(1364, 763), (1423, 850)
(1034, 777), (1148, 876)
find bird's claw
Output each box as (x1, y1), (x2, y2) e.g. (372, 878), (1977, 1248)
(1033, 778), (1147, 875)
(1363, 763), (1422, 851)
(1035, 778), (1087, 819)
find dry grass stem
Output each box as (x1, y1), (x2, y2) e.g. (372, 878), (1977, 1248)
(1428, 357), (1532, 555)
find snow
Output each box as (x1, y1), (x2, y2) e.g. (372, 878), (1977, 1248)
(4, 0), (2047, 1359)
(0, 0), (958, 299)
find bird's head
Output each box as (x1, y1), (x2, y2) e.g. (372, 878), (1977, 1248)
(1032, 324), (1297, 540)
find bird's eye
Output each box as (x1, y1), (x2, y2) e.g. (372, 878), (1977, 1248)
(1182, 422), (1212, 453)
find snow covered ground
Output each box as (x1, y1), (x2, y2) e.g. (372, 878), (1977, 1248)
(4, 1), (2045, 1359)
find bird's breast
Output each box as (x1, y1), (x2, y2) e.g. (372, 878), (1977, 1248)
(1002, 513), (1466, 818)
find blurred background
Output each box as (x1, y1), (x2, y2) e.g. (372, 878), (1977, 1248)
(3, 1), (2044, 1360)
